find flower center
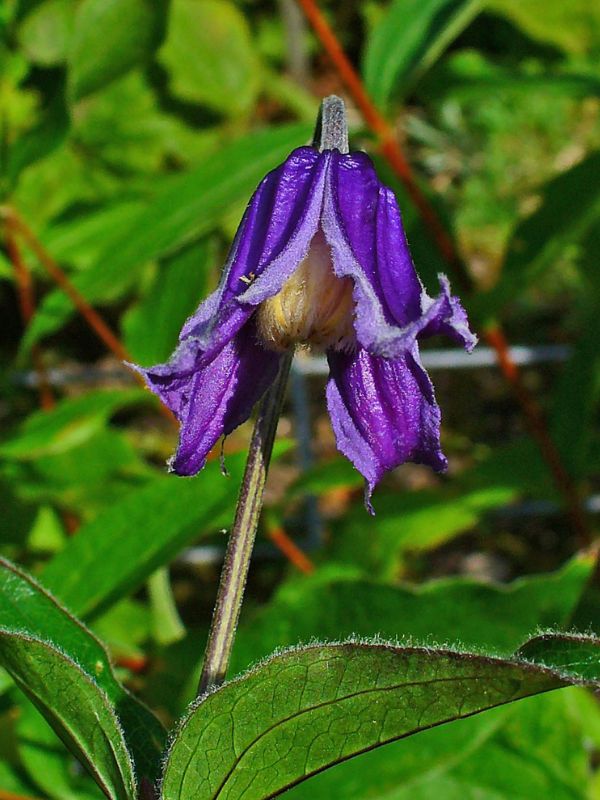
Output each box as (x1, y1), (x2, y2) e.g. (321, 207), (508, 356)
(255, 230), (355, 352)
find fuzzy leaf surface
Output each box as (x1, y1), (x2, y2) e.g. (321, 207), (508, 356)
(0, 558), (165, 785)
(161, 639), (594, 800)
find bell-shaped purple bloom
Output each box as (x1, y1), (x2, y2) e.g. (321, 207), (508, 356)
(131, 127), (476, 511)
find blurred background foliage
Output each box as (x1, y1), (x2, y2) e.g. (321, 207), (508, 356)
(0, 0), (600, 797)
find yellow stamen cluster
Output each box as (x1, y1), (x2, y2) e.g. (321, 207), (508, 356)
(256, 231), (355, 352)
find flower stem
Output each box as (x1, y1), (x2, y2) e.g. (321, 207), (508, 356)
(197, 352), (293, 695)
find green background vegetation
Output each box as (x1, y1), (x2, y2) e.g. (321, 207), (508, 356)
(1, 0), (600, 797)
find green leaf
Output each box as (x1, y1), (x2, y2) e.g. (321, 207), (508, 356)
(363, 0), (482, 107)
(475, 152), (600, 320)
(68, 0), (168, 100)
(487, 0), (600, 55)
(286, 457), (362, 498)
(42, 201), (147, 271)
(6, 88), (70, 185)
(91, 122), (311, 281)
(420, 50), (600, 101)
(331, 486), (514, 578)
(161, 638), (594, 800)
(159, 0), (260, 116)
(550, 310), (600, 478)
(518, 633), (600, 682)
(22, 123), (311, 351)
(41, 454), (245, 618)
(148, 568), (186, 646)
(0, 390), (148, 460)
(123, 238), (215, 365)
(0, 558), (166, 785)
(285, 689), (597, 799)
(0, 634), (135, 800)
(17, 698), (105, 800)
(17, 0), (75, 66)
(231, 554), (594, 674)
(0, 758), (41, 798)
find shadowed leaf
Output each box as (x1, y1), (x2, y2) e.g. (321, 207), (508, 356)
(0, 558), (165, 786)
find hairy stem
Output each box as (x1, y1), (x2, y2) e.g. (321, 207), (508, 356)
(198, 353), (293, 695)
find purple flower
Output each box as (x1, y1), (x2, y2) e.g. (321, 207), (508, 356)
(131, 120), (476, 511)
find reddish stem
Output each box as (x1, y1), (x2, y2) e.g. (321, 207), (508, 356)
(296, 0), (588, 545)
(268, 524), (315, 574)
(5, 207), (317, 565)
(4, 222), (54, 410)
(3, 207), (176, 425)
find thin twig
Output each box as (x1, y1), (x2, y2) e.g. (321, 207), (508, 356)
(295, 0), (589, 545)
(3, 220), (54, 409)
(268, 523), (315, 574)
(1, 206), (177, 425)
(4, 205), (317, 567)
(198, 353), (293, 695)
(4, 207), (132, 363)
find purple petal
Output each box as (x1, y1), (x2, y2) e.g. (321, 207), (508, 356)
(420, 275), (477, 352)
(178, 147), (330, 367)
(134, 322), (281, 475)
(321, 150), (476, 357)
(326, 345), (447, 512)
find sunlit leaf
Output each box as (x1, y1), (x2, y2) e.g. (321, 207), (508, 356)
(363, 0), (482, 106)
(17, 0), (75, 66)
(488, 0), (600, 54)
(161, 637), (596, 800)
(0, 390), (149, 460)
(41, 454), (245, 618)
(331, 486), (514, 577)
(159, 0), (260, 116)
(475, 152), (600, 320)
(69, 0), (168, 100)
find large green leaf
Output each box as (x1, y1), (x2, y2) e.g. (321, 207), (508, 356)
(231, 554), (593, 674)
(41, 454), (245, 618)
(159, 0), (260, 116)
(161, 636), (598, 800)
(0, 634), (135, 800)
(363, 0), (482, 107)
(0, 389), (148, 460)
(0, 558), (165, 785)
(16, 698), (105, 800)
(475, 151), (600, 320)
(22, 123), (311, 351)
(68, 0), (168, 100)
(286, 688), (598, 799)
